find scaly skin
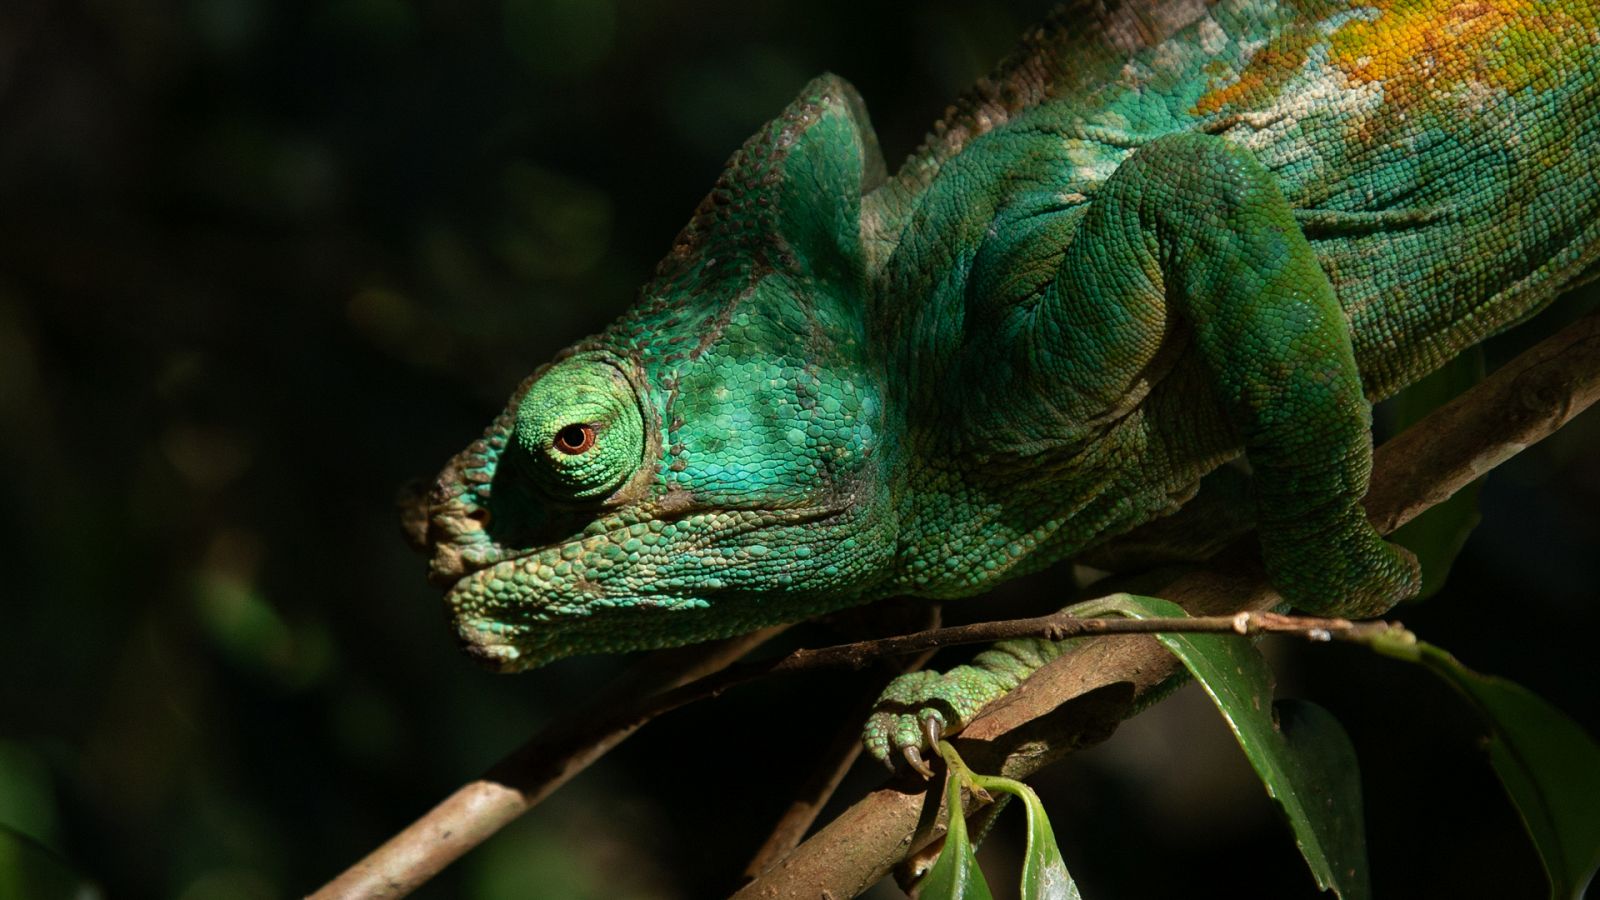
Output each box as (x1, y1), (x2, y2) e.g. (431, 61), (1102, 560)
(412, 0), (1600, 764)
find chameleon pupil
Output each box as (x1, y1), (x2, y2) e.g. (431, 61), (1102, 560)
(554, 423), (595, 455)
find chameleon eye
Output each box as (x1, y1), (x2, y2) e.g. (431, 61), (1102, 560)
(514, 358), (644, 501)
(553, 423), (596, 455)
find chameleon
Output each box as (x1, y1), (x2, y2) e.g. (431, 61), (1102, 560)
(409, 0), (1600, 766)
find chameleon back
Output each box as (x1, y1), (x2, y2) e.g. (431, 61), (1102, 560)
(873, 0), (1600, 397)
(417, 0), (1600, 669)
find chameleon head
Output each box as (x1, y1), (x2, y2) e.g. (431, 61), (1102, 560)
(411, 75), (901, 671)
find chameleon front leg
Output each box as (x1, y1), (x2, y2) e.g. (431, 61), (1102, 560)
(864, 637), (1072, 774)
(866, 133), (1419, 766)
(1044, 131), (1418, 617)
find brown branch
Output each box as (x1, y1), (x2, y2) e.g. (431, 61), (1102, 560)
(309, 626), (785, 900)
(733, 310), (1600, 899)
(740, 701), (873, 880)
(739, 657), (926, 881)
(743, 603), (943, 880)
(314, 311), (1600, 899)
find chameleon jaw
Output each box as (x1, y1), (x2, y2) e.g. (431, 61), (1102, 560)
(441, 502), (858, 671)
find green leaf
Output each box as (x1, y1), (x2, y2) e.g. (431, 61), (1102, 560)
(982, 778), (1080, 900)
(1383, 347), (1484, 600)
(1015, 788), (1078, 900)
(930, 743), (1084, 900)
(0, 824), (99, 900)
(919, 753), (995, 900)
(1374, 640), (1600, 898)
(1271, 700), (1370, 894)
(1096, 595), (1369, 899)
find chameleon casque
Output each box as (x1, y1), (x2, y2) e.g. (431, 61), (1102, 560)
(413, 0), (1600, 764)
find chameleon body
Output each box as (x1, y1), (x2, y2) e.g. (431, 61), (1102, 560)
(414, 0), (1600, 761)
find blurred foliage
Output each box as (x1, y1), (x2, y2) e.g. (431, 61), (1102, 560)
(0, 1), (1596, 898)
(0, 824), (100, 900)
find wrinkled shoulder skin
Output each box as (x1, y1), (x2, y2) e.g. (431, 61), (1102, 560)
(413, 0), (1600, 670)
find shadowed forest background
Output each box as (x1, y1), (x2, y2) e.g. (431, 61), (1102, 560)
(1, 0), (1597, 897)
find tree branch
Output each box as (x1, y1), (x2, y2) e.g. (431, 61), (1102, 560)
(314, 311), (1600, 899)
(309, 627), (786, 900)
(733, 310), (1600, 898)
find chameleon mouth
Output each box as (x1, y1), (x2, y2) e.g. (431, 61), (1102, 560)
(443, 501), (845, 587)
(442, 502), (849, 671)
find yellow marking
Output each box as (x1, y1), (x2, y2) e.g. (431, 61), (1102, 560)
(1194, 27), (1320, 115)
(1329, 0), (1599, 102)
(1193, 2), (1598, 124)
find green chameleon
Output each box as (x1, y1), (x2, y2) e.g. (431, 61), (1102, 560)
(411, 0), (1600, 767)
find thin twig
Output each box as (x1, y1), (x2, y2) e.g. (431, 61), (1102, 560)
(756, 609), (1399, 674)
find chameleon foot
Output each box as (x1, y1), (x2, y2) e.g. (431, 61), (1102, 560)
(865, 640), (1067, 770)
(864, 670), (954, 771)
(898, 716), (945, 778)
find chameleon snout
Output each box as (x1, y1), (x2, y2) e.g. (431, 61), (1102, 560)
(410, 495), (504, 587)
(426, 541), (469, 586)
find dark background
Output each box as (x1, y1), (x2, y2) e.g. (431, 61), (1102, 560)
(1, 1), (1596, 897)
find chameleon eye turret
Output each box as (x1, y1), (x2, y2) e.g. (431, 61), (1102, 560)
(512, 357), (644, 502)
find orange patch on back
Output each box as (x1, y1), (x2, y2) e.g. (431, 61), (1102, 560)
(1329, 0), (1599, 105)
(1194, 27), (1319, 115)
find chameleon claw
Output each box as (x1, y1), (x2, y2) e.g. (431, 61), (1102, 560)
(902, 743), (935, 779)
(921, 715), (943, 754)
